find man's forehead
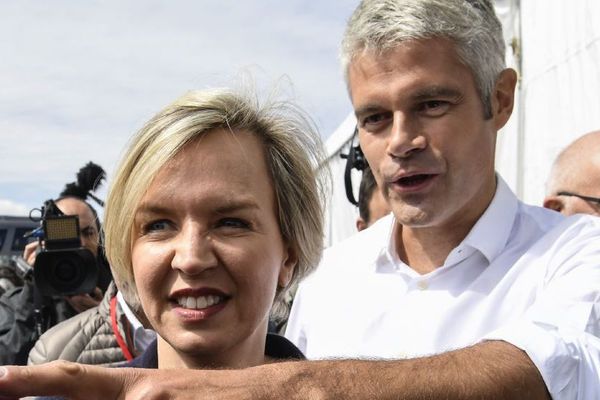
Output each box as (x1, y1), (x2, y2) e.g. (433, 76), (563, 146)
(56, 198), (95, 222)
(349, 46), (472, 112)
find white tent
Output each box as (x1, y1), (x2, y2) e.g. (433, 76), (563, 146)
(323, 0), (600, 247)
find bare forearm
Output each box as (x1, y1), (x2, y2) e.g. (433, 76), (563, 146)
(0, 341), (550, 400)
(262, 341), (550, 400)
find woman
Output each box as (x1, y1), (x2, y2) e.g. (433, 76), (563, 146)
(102, 87), (326, 369)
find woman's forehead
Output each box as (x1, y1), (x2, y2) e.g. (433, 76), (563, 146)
(140, 129), (276, 210)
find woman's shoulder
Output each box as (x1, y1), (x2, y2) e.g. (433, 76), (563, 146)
(265, 333), (304, 360)
(118, 339), (158, 369)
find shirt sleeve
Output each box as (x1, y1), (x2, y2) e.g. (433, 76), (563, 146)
(484, 226), (600, 400)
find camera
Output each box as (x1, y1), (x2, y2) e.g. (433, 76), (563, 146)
(32, 200), (99, 296)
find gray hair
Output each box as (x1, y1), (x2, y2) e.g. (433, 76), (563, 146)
(104, 87), (327, 322)
(341, 0), (506, 118)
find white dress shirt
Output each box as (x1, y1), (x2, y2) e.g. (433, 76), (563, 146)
(286, 177), (600, 400)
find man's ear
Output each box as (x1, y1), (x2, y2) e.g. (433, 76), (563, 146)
(543, 196), (564, 213)
(278, 245), (298, 288)
(356, 217), (368, 232)
(492, 68), (518, 130)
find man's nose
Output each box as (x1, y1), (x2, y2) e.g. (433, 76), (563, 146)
(171, 226), (218, 276)
(386, 113), (427, 159)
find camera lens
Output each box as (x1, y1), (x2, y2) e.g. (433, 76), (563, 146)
(53, 260), (79, 284)
(34, 248), (98, 296)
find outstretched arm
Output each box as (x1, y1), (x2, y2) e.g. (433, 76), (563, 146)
(0, 340), (549, 400)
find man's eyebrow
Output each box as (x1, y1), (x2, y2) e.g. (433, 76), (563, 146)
(354, 104), (386, 119)
(354, 87), (463, 118)
(410, 86), (463, 102)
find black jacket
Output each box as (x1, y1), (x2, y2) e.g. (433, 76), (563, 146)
(0, 281), (76, 365)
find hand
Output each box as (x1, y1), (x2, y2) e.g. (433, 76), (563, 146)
(22, 241), (39, 266)
(65, 287), (103, 313)
(0, 360), (291, 400)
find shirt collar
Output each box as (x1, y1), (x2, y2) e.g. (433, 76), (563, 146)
(375, 175), (519, 270)
(460, 175), (519, 264)
(117, 291), (157, 352)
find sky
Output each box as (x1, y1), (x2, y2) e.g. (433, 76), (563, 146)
(0, 0), (358, 216)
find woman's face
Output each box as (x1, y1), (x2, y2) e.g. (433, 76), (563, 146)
(131, 129), (296, 368)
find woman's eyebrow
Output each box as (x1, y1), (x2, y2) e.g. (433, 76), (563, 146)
(134, 204), (172, 220)
(213, 200), (260, 214)
(135, 199), (261, 218)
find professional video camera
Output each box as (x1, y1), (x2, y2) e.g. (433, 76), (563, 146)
(31, 199), (99, 297)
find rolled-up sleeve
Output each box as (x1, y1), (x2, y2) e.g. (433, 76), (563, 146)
(484, 234), (600, 400)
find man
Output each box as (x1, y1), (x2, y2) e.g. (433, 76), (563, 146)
(0, 1), (598, 399)
(544, 130), (600, 216)
(0, 196), (108, 364)
(356, 166), (391, 231)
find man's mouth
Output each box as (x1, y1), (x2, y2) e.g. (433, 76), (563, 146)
(395, 174), (436, 187)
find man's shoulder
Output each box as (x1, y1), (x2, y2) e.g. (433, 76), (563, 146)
(321, 214), (392, 272)
(517, 202), (600, 241)
(299, 214), (394, 295)
(513, 203), (600, 267)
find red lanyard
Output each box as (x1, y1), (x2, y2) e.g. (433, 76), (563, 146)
(110, 296), (134, 361)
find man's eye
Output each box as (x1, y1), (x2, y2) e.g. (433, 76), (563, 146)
(81, 228), (96, 238)
(361, 112), (392, 128)
(418, 100), (450, 116)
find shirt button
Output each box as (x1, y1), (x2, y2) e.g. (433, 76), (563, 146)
(417, 281), (428, 290)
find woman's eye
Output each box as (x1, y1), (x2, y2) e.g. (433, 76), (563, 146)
(143, 220), (171, 233)
(218, 218), (250, 230)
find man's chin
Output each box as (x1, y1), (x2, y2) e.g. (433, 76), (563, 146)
(390, 205), (437, 228)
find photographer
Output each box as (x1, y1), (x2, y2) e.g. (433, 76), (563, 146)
(0, 175), (112, 365)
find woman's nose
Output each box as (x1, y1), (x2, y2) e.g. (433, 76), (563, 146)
(170, 226), (218, 275)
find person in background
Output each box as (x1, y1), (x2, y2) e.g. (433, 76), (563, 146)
(544, 130), (600, 216)
(27, 279), (155, 366)
(0, 193), (111, 365)
(356, 166), (391, 231)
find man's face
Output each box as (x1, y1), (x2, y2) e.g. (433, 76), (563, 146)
(554, 196), (600, 216)
(55, 197), (99, 257)
(349, 38), (511, 232)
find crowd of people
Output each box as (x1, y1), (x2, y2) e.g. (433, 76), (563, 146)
(0, 1), (599, 399)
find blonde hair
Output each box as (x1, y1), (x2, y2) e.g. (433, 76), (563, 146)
(104, 87), (327, 320)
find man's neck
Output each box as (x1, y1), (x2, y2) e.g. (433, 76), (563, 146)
(393, 176), (498, 274)
(395, 219), (476, 274)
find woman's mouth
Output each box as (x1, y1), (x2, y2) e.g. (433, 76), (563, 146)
(170, 290), (230, 321)
(176, 295), (226, 310)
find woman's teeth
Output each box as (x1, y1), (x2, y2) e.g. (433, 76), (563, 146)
(176, 295), (223, 309)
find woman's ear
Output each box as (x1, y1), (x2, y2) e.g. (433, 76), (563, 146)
(278, 245), (298, 288)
